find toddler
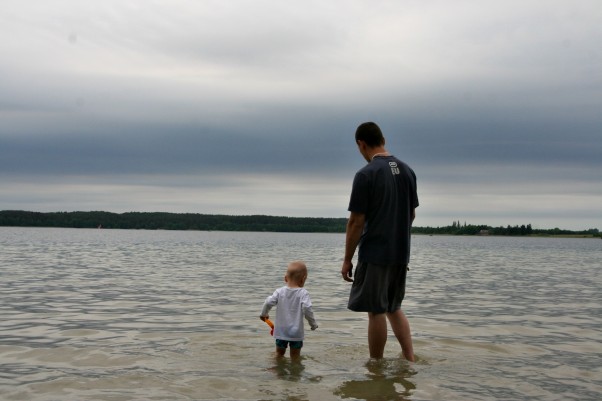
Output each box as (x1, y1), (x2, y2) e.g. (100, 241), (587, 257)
(260, 261), (318, 358)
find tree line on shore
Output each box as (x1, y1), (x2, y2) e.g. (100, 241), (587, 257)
(412, 220), (599, 237)
(1, 210), (599, 237)
(0, 210), (347, 233)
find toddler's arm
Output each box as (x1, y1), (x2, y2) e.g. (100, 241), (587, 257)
(301, 290), (318, 330)
(303, 304), (318, 330)
(260, 290), (279, 319)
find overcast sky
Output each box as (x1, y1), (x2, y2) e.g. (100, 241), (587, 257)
(1, 0), (601, 230)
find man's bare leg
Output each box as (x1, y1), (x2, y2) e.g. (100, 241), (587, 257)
(386, 309), (415, 361)
(368, 312), (388, 358)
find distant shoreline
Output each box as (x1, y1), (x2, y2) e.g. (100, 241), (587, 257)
(414, 232), (600, 239)
(1, 210), (600, 238)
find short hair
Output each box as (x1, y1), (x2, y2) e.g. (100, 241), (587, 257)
(355, 122), (384, 147)
(287, 261), (307, 283)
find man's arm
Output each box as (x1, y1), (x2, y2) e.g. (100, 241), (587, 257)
(341, 211), (365, 282)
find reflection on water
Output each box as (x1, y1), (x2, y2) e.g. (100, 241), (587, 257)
(268, 357), (306, 382)
(1, 227), (601, 400)
(335, 358), (417, 401)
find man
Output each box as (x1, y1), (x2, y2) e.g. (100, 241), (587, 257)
(341, 121), (418, 361)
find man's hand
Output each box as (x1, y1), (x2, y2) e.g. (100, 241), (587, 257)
(342, 212), (363, 283)
(341, 260), (354, 282)
(259, 315), (268, 321)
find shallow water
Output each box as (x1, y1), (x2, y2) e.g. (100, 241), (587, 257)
(1, 227), (601, 400)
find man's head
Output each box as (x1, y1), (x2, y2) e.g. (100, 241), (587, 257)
(355, 122), (385, 148)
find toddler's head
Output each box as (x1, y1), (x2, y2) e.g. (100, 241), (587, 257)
(285, 261), (308, 287)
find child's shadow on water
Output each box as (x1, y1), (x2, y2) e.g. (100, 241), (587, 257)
(334, 358), (417, 401)
(267, 357), (306, 382)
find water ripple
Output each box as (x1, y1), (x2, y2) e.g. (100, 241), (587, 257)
(1, 228), (601, 400)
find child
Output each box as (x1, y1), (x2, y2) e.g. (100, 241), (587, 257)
(260, 261), (318, 358)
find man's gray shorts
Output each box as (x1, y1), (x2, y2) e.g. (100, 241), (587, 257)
(347, 261), (408, 313)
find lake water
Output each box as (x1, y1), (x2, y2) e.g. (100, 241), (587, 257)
(1, 227), (600, 401)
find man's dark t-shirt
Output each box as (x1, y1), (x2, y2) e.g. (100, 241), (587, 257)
(348, 155), (419, 266)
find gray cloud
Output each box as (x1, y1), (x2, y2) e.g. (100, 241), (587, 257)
(1, 0), (601, 230)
